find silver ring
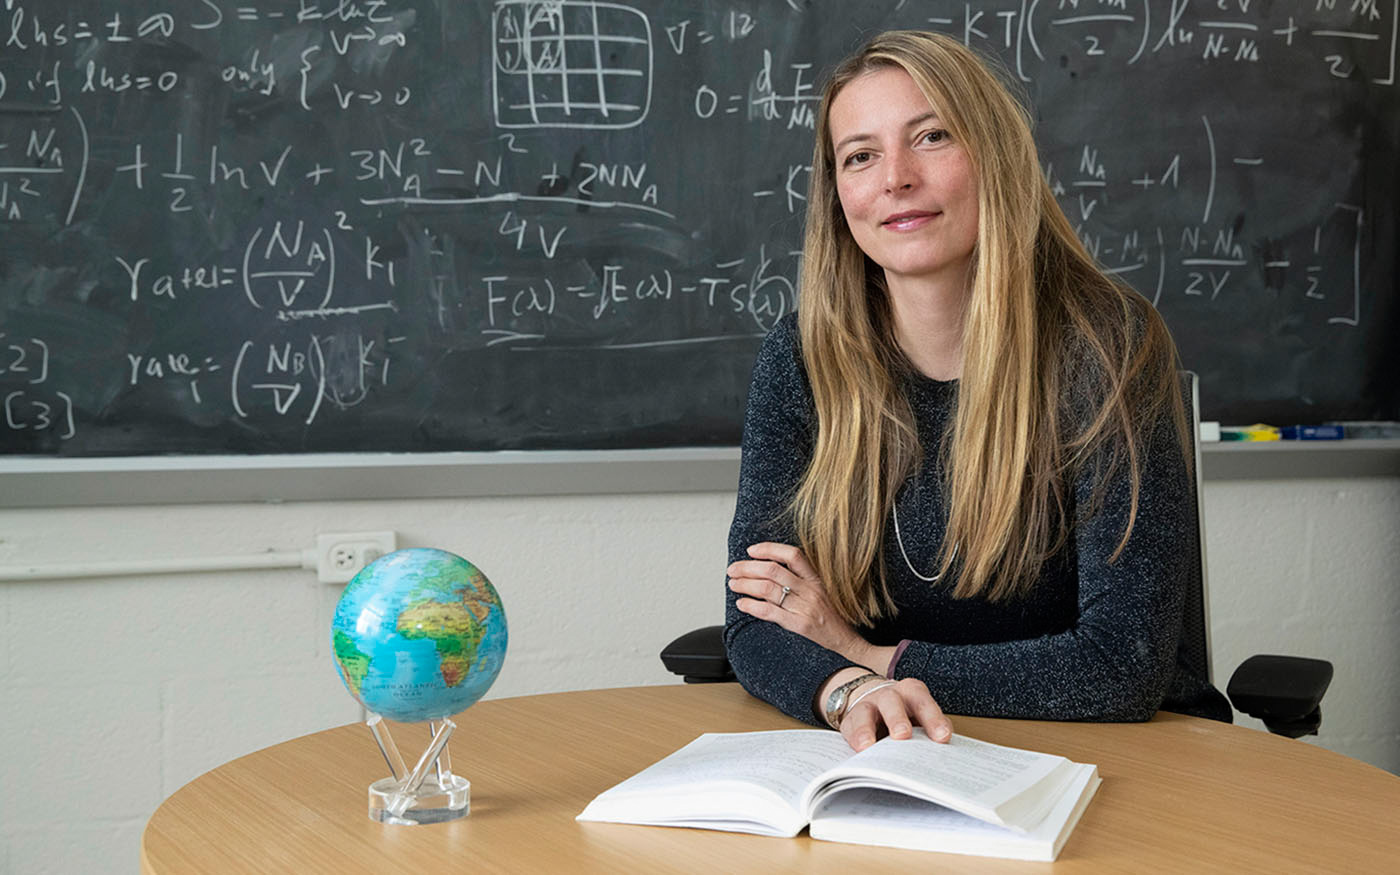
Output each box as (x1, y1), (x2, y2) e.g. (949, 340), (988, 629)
(777, 585), (791, 607)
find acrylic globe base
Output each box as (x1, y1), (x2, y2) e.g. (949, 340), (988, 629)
(362, 715), (467, 825)
(368, 774), (470, 825)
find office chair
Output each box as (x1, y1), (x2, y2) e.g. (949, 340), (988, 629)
(661, 373), (1333, 738)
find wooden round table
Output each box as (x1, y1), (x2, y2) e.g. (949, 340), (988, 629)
(141, 684), (1400, 873)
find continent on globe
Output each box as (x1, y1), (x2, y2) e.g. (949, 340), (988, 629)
(333, 630), (372, 697)
(331, 547), (508, 724)
(397, 598), (487, 687)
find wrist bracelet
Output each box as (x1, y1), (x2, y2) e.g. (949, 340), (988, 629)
(822, 671), (883, 728)
(847, 679), (897, 713)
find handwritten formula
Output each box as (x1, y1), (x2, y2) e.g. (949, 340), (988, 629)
(1, 1), (1394, 453)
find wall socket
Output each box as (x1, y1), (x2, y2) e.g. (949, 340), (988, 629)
(315, 531), (398, 583)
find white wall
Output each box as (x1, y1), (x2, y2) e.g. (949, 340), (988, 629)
(1, 476), (1396, 874)
(1203, 478), (1400, 771)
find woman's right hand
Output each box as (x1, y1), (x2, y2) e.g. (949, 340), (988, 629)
(841, 677), (952, 751)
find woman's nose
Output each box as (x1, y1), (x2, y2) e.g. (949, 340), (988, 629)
(884, 147), (917, 192)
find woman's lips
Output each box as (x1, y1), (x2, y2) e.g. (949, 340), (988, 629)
(882, 211), (937, 230)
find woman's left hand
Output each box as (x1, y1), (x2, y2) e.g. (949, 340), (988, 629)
(727, 542), (873, 665)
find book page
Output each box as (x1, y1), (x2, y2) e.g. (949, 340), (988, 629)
(577, 730), (852, 835)
(600, 730), (852, 801)
(809, 763), (1101, 862)
(858, 734), (1059, 797)
(803, 731), (1071, 830)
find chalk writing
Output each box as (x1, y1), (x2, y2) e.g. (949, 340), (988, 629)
(0, 0), (1393, 454)
(493, 0), (654, 128)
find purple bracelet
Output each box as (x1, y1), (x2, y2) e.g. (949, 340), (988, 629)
(886, 639), (911, 679)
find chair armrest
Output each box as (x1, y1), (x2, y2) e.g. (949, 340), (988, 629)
(659, 625), (734, 683)
(1226, 654), (1333, 738)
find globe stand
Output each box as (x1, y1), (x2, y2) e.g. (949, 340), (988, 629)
(364, 714), (470, 825)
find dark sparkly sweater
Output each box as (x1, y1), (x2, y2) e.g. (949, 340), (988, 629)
(724, 314), (1231, 727)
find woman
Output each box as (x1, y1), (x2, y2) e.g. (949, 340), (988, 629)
(724, 31), (1230, 752)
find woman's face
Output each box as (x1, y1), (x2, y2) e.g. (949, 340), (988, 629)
(828, 67), (979, 293)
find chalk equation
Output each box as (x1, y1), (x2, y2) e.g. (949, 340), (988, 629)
(1048, 120), (1365, 326)
(0, 0), (1393, 452)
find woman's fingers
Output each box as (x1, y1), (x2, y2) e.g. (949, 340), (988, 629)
(896, 680), (952, 739)
(840, 698), (883, 751)
(902, 679), (953, 741)
(729, 542), (868, 660)
(875, 691), (914, 740)
(727, 555), (803, 609)
(727, 543), (823, 614)
(729, 572), (797, 624)
(726, 559), (795, 587)
(839, 680), (952, 751)
(734, 595), (773, 619)
(727, 573), (791, 606)
(744, 542), (820, 580)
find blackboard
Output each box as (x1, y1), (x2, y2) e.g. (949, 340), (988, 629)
(1, 0), (1396, 456)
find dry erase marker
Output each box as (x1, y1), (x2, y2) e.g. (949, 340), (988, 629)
(1280, 425), (1343, 440)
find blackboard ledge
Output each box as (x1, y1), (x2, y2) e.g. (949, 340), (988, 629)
(1, 441), (1398, 508)
(1200, 439), (1400, 481)
(0, 448), (741, 508)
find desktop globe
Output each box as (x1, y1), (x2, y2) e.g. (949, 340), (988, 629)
(331, 547), (507, 824)
(332, 547), (508, 723)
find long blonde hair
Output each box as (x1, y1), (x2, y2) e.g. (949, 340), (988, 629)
(793, 31), (1187, 624)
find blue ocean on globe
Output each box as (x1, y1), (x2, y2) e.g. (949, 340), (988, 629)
(331, 548), (508, 723)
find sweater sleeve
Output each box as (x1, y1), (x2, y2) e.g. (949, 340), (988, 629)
(891, 414), (1193, 721)
(722, 317), (854, 726)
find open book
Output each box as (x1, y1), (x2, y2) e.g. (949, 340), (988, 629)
(577, 729), (1100, 862)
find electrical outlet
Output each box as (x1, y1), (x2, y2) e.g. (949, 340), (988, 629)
(315, 531), (397, 583)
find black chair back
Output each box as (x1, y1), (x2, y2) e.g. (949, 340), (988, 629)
(1177, 371), (1214, 685)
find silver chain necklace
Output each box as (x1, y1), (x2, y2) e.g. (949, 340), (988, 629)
(891, 500), (950, 582)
